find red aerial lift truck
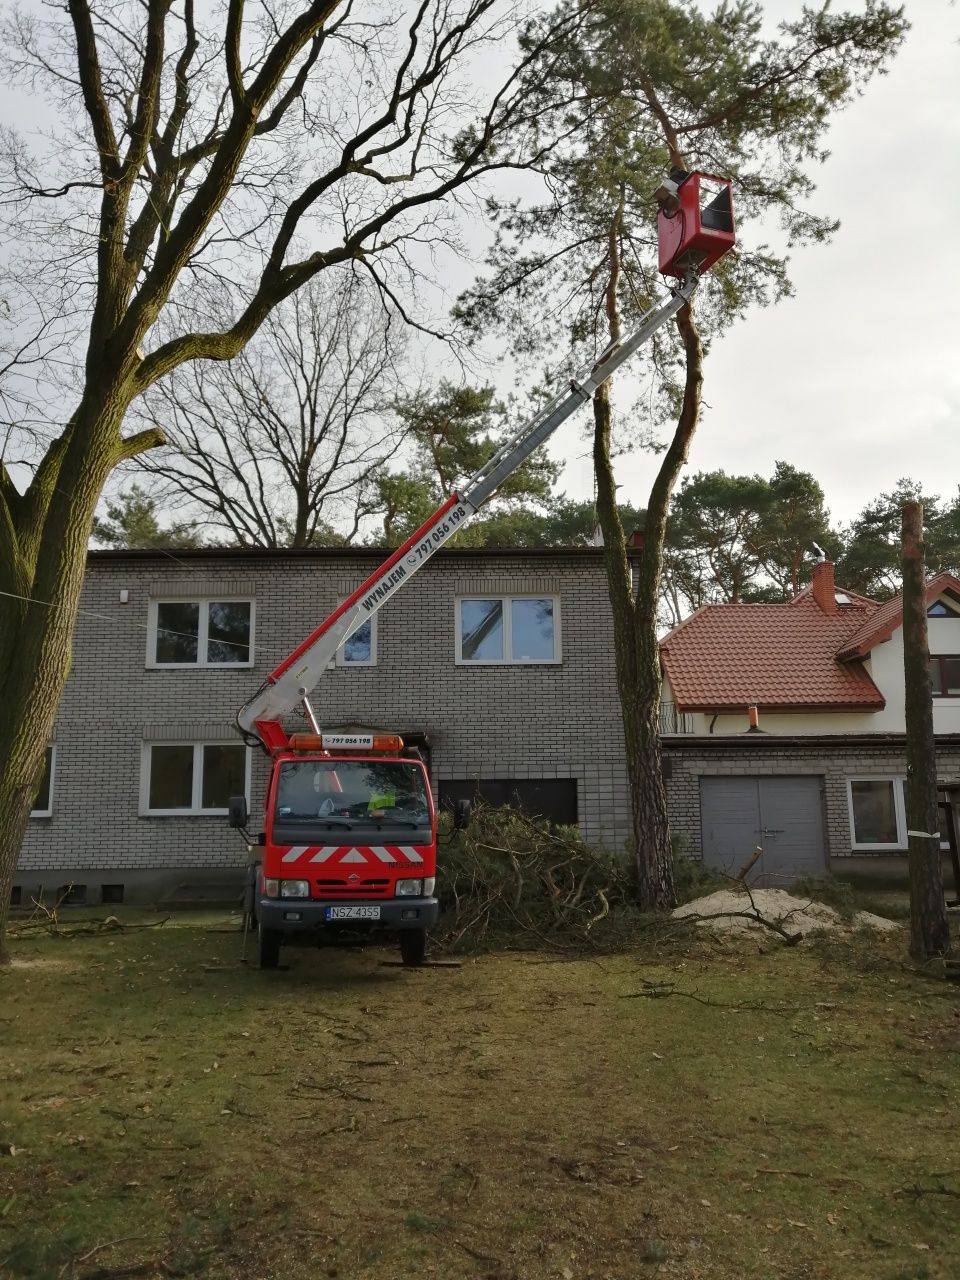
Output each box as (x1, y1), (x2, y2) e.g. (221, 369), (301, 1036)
(229, 171), (735, 969)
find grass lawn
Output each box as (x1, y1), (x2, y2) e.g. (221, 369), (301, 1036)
(1, 912), (958, 1280)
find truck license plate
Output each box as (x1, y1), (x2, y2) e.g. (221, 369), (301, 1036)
(324, 905), (381, 921)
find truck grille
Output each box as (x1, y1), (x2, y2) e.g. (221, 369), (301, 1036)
(314, 877), (391, 897)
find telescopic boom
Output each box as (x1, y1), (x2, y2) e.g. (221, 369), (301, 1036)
(237, 264), (700, 752)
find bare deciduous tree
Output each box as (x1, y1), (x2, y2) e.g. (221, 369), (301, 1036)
(139, 273), (405, 546)
(0, 0), (581, 959)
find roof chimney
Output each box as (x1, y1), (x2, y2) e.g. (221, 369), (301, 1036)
(811, 560), (837, 615)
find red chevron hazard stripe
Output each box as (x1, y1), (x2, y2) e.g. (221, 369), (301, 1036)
(278, 844), (426, 867)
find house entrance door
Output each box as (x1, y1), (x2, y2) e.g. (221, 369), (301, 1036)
(699, 776), (826, 886)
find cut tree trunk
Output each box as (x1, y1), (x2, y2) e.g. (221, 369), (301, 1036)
(900, 500), (951, 964)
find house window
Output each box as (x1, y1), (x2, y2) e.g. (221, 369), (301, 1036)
(141, 742), (248, 815)
(57, 884), (87, 906)
(928, 655), (960, 697)
(439, 778), (578, 826)
(847, 778), (907, 850)
(456, 596), (560, 664)
(927, 601), (953, 617)
(148, 600), (253, 667)
(337, 615), (377, 666)
(30, 746), (55, 818)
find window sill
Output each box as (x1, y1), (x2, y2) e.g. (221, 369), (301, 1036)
(146, 663), (254, 671)
(454, 659), (562, 667)
(849, 844), (908, 854)
(139, 811), (232, 819)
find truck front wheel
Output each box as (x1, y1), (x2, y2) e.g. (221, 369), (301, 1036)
(400, 928), (427, 967)
(258, 923), (282, 969)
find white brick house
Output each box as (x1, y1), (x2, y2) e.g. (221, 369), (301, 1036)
(17, 546), (634, 906)
(658, 562), (960, 887)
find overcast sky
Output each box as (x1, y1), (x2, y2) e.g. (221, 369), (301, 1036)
(2, 0), (954, 534)
(542, 0), (960, 528)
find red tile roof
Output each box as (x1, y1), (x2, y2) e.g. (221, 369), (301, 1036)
(836, 572), (960, 659)
(661, 592), (885, 712)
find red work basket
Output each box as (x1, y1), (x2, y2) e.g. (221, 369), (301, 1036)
(658, 172), (735, 278)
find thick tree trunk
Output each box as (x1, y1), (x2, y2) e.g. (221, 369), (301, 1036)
(586, 197), (708, 913)
(593, 384), (676, 912)
(621, 634), (676, 912)
(900, 501), (951, 964)
(593, 298), (702, 912)
(0, 391), (130, 962)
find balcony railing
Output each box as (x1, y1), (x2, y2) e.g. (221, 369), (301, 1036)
(658, 702), (695, 735)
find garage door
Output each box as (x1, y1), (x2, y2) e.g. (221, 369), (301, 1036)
(699, 776), (825, 886)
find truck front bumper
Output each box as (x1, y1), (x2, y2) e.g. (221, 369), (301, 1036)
(257, 896), (439, 933)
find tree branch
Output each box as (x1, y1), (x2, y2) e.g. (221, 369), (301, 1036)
(112, 426), (166, 464)
(224, 0), (247, 108)
(121, 0), (173, 186)
(639, 302), (703, 619)
(66, 0), (121, 176)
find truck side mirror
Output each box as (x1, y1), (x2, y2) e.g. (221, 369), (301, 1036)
(453, 798), (472, 830)
(228, 795), (249, 830)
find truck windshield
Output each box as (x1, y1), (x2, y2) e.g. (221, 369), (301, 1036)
(275, 759), (430, 828)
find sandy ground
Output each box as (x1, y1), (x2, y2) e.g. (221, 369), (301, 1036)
(672, 887), (900, 936)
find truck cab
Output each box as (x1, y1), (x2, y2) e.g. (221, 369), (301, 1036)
(234, 733), (438, 969)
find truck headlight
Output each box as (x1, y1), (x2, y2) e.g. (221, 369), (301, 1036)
(395, 878), (423, 897)
(264, 878), (279, 899)
(280, 880), (310, 898)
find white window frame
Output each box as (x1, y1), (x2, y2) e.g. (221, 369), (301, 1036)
(846, 776), (907, 851)
(335, 611), (378, 667)
(30, 745), (56, 818)
(140, 741), (251, 816)
(146, 598), (255, 669)
(455, 595), (562, 666)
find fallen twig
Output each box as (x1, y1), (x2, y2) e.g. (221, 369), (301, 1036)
(892, 1180), (960, 1200)
(585, 887), (610, 934)
(315, 1116), (358, 1139)
(454, 1238), (500, 1265)
(677, 907), (803, 945)
(9, 916), (169, 939)
(78, 1266), (158, 1280)
(621, 984), (799, 1013)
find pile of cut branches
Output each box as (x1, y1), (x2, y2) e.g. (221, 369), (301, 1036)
(7, 892), (168, 940)
(435, 805), (645, 952)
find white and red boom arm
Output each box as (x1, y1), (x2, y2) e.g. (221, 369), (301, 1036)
(238, 266), (699, 752)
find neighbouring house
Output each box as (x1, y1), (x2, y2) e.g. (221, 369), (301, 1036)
(16, 546), (635, 907)
(658, 560), (960, 887)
